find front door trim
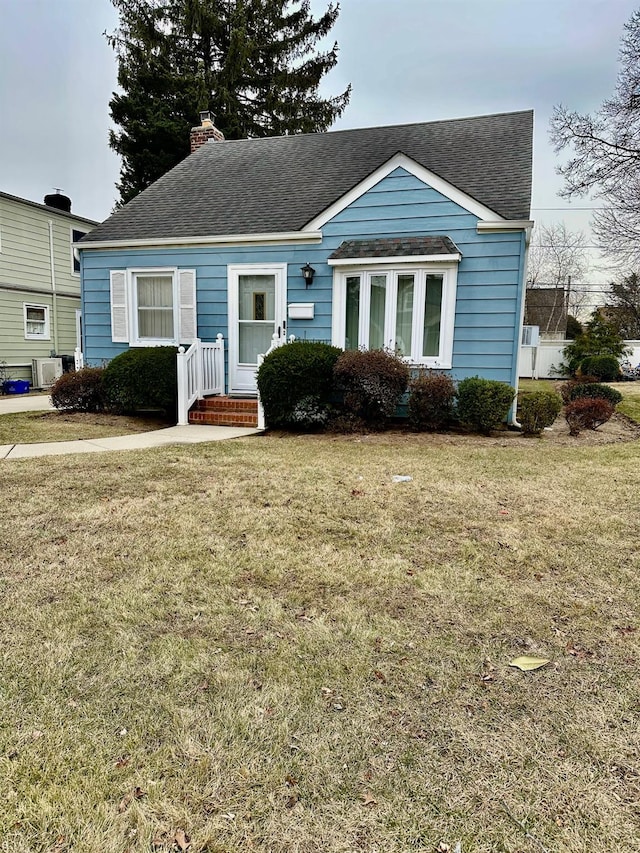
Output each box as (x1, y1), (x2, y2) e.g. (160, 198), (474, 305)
(228, 262), (288, 395)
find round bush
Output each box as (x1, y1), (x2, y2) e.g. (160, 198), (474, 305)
(568, 383), (623, 407)
(518, 389), (562, 436)
(578, 355), (621, 382)
(456, 376), (515, 434)
(333, 349), (410, 430)
(256, 341), (342, 429)
(565, 397), (615, 435)
(407, 370), (456, 431)
(50, 367), (108, 413)
(103, 347), (178, 419)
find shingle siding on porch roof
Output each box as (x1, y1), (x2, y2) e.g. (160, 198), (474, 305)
(82, 167), (526, 385)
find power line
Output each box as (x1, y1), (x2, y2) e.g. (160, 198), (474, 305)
(531, 206), (603, 211)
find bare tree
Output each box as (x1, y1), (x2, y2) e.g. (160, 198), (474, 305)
(526, 223), (590, 332)
(527, 223), (590, 285)
(550, 10), (640, 269)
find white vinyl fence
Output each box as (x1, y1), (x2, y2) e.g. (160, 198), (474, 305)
(519, 340), (640, 380)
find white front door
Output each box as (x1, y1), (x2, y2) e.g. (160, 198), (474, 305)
(228, 263), (287, 394)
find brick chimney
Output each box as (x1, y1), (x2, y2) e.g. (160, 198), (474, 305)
(190, 111), (224, 152)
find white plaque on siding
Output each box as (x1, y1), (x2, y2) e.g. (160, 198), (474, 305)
(288, 302), (315, 320)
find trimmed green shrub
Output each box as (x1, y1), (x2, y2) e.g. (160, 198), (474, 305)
(456, 376), (515, 434)
(563, 312), (627, 375)
(50, 367), (108, 413)
(578, 355), (621, 382)
(518, 389), (562, 436)
(103, 347), (178, 419)
(256, 341), (342, 429)
(565, 397), (615, 436)
(407, 370), (456, 431)
(333, 349), (410, 430)
(568, 383), (623, 407)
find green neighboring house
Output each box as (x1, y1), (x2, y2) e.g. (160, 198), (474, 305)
(0, 191), (97, 387)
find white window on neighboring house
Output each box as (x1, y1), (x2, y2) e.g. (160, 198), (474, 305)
(24, 303), (50, 340)
(109, 268), (197, 346)
(332, 264), (459, 369)
(71, 229), (87, 275)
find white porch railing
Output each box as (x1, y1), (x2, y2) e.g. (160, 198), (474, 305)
(256, 331), (296, 430)
(177, 335), (225, 425)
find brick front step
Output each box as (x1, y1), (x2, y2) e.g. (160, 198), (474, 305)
(189, 395), (258, 427)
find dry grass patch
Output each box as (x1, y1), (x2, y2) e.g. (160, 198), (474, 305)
(610, 381), (640, 423)
(0, 411), (168, 445)
(0, 435), (639, 852)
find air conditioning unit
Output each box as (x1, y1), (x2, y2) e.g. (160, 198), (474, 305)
(521, 325), (540, 347)
(32, 357), (63, 389)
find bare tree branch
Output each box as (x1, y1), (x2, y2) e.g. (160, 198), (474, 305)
(550, 11), (640, 270)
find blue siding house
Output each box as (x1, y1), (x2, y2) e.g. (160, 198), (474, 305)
(78, 110), (533, 423)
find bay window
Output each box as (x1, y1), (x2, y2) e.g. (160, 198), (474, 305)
(332, 264), (458, 368)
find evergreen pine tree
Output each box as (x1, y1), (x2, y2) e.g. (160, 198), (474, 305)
(108, 0), (351, 204)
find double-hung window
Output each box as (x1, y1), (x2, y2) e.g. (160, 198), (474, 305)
(24, 303), (50, 340)
(71, 229), (87, 275)
(134, 272), (176, 341)
(109, 267), (197, 346)
(333, 264), (458, 368)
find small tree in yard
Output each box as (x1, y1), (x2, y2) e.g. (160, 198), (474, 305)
(562, 312), (628, 376)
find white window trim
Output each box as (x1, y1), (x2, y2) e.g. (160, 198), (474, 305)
(129, 267), (179, 346)
(331, 260), (459, 369)
(70, 227), (88, 276)
(24, 303), (51, 341)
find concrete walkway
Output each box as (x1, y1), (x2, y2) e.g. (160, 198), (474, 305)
(0, 393), (55, 414)
(0, 394), (259, 459)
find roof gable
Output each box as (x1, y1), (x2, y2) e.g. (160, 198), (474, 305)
(83, 110), (533, 245)
(304, 156), (504, 231)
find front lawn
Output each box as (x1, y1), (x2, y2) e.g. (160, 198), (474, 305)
(1, 435), (639, 852)
(0, 411), (168, 445)
(609, 381), (640, 423)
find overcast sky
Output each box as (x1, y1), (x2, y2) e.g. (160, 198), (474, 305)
(0, 0), (637, 281)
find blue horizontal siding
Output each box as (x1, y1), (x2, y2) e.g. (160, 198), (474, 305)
(81, 166), (526, 386)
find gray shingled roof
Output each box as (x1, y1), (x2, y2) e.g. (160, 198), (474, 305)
(329, 236), (460, 260)
(84, 110), (533, 244)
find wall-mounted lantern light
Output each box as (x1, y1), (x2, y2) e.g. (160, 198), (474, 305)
(301, 262), (316, 287)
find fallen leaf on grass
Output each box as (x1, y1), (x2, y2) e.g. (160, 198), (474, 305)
(114, 755), (130, 768)
(174, 829), (191, 850)
(566, 643), (594, 660)
(508, 656), (550, 671)
(374, 670), (387, 683)
(360, 791), (377, 807)
(118, 786), (146, 812)
(615, 625), (636, 637)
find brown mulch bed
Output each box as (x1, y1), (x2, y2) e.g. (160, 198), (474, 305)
(296, 412), (640, 449)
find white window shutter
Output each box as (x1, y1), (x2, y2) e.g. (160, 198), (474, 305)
(110, 270), (129, 342)
(178, 269), (197, 342)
